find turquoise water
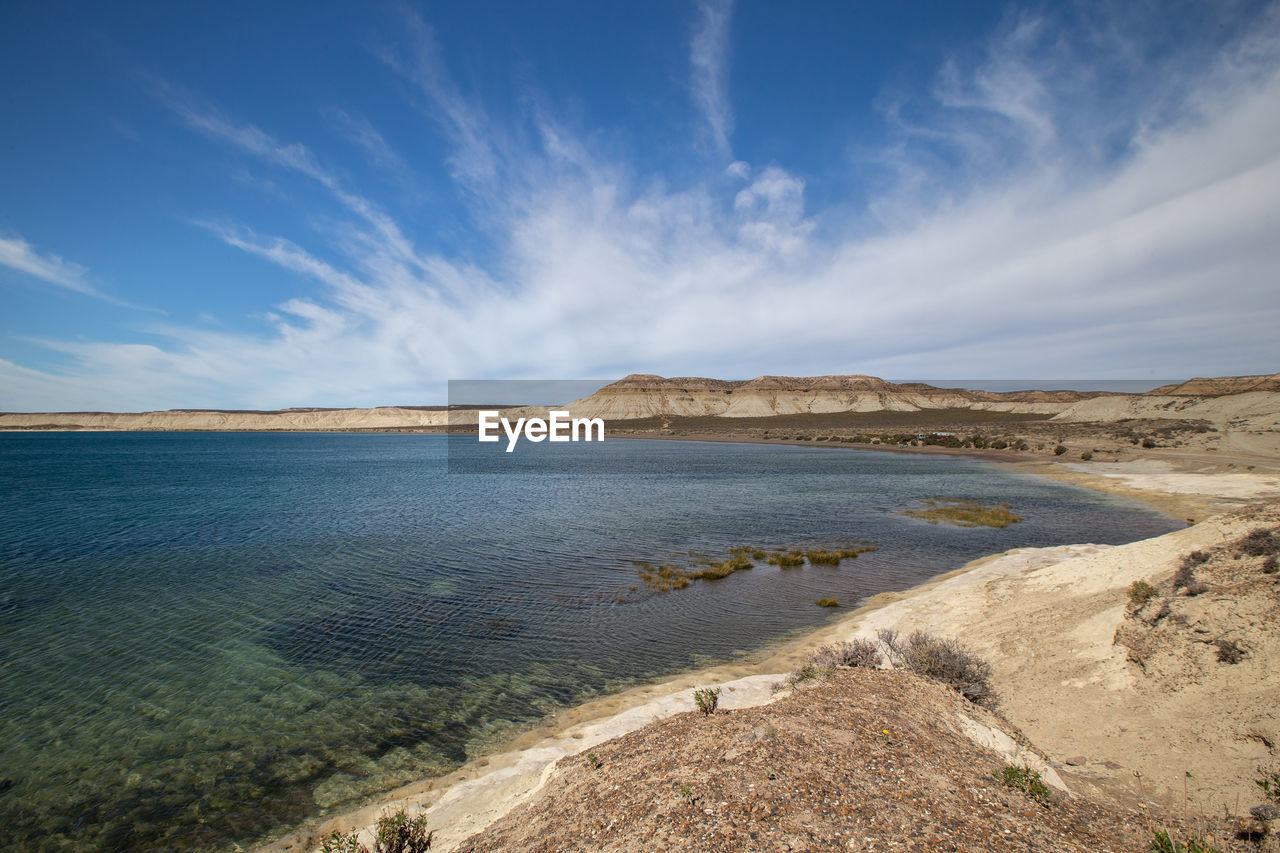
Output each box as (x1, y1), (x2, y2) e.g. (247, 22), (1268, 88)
(0, 433), (1177, 851)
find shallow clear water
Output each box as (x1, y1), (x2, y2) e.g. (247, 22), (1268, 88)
(0, 433), (1178, 851)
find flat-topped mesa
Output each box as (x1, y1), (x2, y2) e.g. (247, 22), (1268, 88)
(1148, 373), (1280, 396)
(567, 374), (1109, 420)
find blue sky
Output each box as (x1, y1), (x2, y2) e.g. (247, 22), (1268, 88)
(1, 1), (1278, 410)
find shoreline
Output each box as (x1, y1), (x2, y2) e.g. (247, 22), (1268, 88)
(257, 446), (1280, 853)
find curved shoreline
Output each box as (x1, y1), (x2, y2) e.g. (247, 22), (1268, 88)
(257, 450), (1280, 853)
(256, 557), (997, 853)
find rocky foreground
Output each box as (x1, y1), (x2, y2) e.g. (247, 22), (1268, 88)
(454, 668), (1177, 853)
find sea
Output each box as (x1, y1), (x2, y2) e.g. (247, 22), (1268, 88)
(0, 432), (1179, 851)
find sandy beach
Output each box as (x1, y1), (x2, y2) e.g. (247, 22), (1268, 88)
(259, 445), (1280, 853)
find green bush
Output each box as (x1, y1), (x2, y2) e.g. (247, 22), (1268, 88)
(995, 765), (1051, 801)
(1127, 580), (1159, 608)
(1149, 830), (1220, 853)
(693, 686), (721, 716)
(815, 597), (839, 607)
(374, 809), (433, 853)
(321, 831), (366, 853)
(1053, 444), (1067, 456)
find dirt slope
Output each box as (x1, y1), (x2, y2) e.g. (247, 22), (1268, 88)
(454, 669), (1174, 853)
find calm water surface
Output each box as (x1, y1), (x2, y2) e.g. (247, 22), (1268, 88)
(0, 433), (1178, 851)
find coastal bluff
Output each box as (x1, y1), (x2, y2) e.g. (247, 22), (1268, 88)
(4, 372), (1278, 431)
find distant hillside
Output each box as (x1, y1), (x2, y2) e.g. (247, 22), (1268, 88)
(563, 374), (1105, 420)
(4, 372), (1277, 431)
(1147, 373), (1280, 396)
(0, 407), (452, 432)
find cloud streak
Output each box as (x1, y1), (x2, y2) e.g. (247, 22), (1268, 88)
(0, 234), (100, 298)
(689, 0), (735, 158)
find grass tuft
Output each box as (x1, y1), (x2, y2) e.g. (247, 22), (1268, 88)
(902, 499), (1022, 528)
(767, 550), (806, 568)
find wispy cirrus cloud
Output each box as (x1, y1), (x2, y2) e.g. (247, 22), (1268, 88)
(0, 234), (96, 296)
(689, 0), (735, 159)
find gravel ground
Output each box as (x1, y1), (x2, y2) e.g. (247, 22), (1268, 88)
(454, 668), (1233, 852)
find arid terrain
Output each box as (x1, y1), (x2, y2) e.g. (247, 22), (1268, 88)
(9, 373), (1278, 852)
(250, 376), (1280, 853)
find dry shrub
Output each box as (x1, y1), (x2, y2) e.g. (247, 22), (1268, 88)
(1236, 527), (1280, 557)
(810, 639), (880, 670)
(882, 630), (996, 708)
(1127, 580), (1159, 608)
(1173, 550), (1211, 590)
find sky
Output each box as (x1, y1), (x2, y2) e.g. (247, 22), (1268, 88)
(1, 0), (1278, 411)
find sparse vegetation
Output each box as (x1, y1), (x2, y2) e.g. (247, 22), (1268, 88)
(321, 831), (366, 853)
(881, 630), (996, 708)
(1257, 768), (1280, 804)
(373, 809), (434, 853)
(815, 597), (839, 607)
(1236, 527), (1280, 557)
(632, 542), (875, 596)
(1128, 579), (1160, 608)
(585, 751), (601, 769)
(1148, 830), (1220, 853)
(785, 662), (821, 688)
(903, 499), (1022, 528)
(633, 561), (691, 592)
(690, 553), (753, 581)
(1080, 450), (1093, 461)
(693, 686), (721, 716)
(809, 639), (880, 669)
(1173, 550), (1211, 591)
(676, 782), (695, 804)
(995, 765), (1051, 801)
(1053, 444), (1067, 456)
